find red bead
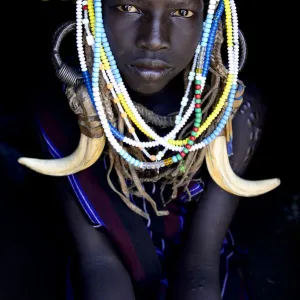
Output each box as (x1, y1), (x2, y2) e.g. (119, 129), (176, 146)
(190, 136), (196, 141)
(195, 94), (201, 99)
(186, 144), (191, 149)
(195, 85), (201, 90)
(180, 152), (186, 158)
(195, 104), (201, 108)
(83, 5), (88, 10)
(193, 127), (199, 132)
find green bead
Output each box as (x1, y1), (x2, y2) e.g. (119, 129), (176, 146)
(183, 148), (189, 154)
(188, 140), (194, 146)
(194, 122), (201, 127)
(195, 80), (202, 85)
(195, 108), (201, 113)
(191, 131), (197, 137)
(195, 99), (202, 104)
(195, 117), (202, 123)
(176, 154), (182, 161)
(195, 90), (201, 95)
(195, 112), (202, 118)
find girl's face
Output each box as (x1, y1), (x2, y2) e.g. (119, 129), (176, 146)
(103, 0), (204, 94)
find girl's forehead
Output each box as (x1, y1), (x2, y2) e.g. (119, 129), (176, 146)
(105, 0), (203, 8)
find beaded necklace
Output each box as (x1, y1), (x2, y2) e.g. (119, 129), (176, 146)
(76, 0), (239, 170)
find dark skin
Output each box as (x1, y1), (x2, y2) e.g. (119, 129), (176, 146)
(60, 0), (263, 299)
(55, 1), (263, 299)
(103, 0), (204, 95)
(0, 0), (264, 299)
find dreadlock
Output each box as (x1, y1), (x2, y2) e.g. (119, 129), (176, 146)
(84, 21), (236, 219)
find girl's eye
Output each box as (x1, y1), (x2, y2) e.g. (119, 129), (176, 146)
(172, 9), (194, 18)
(116, 5), (140, 13)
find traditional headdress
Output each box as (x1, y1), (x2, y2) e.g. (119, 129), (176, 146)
(19, 0), (280, 217)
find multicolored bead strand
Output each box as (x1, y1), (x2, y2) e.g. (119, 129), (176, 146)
(90, 0), (233, 156)
(94, 0), (227, 151)
(93, 0), (234, 155)
(84, 0), (201, 160)
(86, 2), (200, 150)
(75, 0), (240, 169)
(88, 0), (220, 149)
(89, 0), (203, 143)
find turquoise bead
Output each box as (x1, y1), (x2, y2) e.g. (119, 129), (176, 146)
(176, 154), (182, 161)
(172, 156), (178, 163)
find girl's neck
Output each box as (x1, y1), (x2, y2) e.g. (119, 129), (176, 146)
(127, 72), (184, 116)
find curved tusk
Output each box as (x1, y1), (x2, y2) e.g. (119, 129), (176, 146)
(66, 135), (106, 173)
(81, 136), (106, 168)
(18, 134), (90, 176)
(205, 136), (280, 197)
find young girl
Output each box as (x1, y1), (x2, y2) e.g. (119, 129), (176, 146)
(12, 0), (280, 299)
